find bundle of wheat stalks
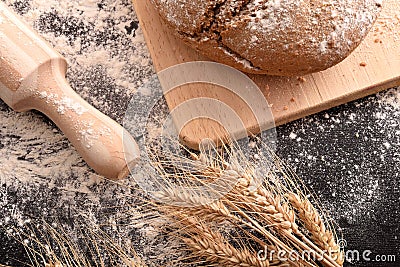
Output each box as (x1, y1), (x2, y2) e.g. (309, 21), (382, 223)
(150, 140), (344, 267)
(8, 139), (344, 267)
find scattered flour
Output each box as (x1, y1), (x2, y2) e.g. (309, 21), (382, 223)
(280, 86), (400, 226)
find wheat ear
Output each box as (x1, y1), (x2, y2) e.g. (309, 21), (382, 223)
(175, 215), (291, 267)
(287, 193), (344, 265)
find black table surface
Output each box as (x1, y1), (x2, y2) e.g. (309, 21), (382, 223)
(0, 0), (399, 266)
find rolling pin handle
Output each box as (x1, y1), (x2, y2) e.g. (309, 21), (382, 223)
(12, 59), (140, 180)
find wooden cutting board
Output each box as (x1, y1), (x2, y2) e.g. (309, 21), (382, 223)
(133, 0), (400, 150)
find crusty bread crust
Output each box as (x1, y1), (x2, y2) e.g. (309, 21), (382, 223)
(151, 0), (382, 76)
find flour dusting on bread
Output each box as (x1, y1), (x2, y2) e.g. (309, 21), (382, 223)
(152, 0), (383, 76)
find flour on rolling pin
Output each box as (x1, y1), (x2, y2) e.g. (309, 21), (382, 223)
(37, 92), (110, 149)
(38, 92), (88, 115)
(0, 2), (140, 180)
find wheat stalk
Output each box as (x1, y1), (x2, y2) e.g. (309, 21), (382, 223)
(7, 217), (146, 267)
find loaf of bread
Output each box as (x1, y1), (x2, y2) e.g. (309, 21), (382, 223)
(151, 0), (383, 76)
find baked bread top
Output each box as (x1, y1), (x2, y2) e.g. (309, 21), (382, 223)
(151, 0), (383, 76)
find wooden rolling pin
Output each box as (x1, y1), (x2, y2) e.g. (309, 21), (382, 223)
(0, 3), (140, 180)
